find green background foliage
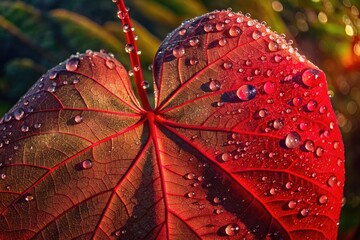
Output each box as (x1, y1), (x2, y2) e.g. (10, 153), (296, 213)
(0, 0), (359, 238)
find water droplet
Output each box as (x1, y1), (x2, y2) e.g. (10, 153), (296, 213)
(285, 131), (302, 149)
(288, 200), (297, 209)
(319, 105), (327, 114)
(244, 59), (252, 66)
(268, 41), (279, 51)
(81, 159), (93, 169)
(327, 175), (337, 187)
(225, 223), (240, 236)
(218, 38), (227, 46)
(189, 37), (200, 47)
(306, 100), (318, 112)
(222, 61), (233, 70)
(178, 28), (187, 36)
(122, 24), (130, 32)
(274, 55), (282, 63)
(292, 97), (302, 106)
(269, 188), (276, 195)
(318, 195), (328, 204)
(302, 69), (323, 87)
(49, 71), (58, 80)
(204, 24), (213, 32)
(315, 146), (324, 157)
(125, 44), (135, 53)
(263, 81), (276, 94)
(285, 181), (293, 189)
(142, 81), (150, 89)
(273, 119), (284, 130)
(173, 46), (185, 58)
(252, 30), (261, 40)
(265, 69), (273, 77)
(299, 208), (309, 217)
(186, 191), (196, 198)
(0, 173), (6, 180)
(236, 84), (257, 101)
(105, 60), (115, 69)
(304, 140), (315, 152)
(215, 22), (225, 31)
(34, 123), (42, 129)
(189, 57), (198, 66)
(209, 80), (221, 91)
(213, 197), (221, 204)
(25, 194), (34, 202)
(117, 10), (127, 19)
(74, 115), (83, 124)
(333, 141), (340, 150)
(14, 108), (25, 121)
(229, 26), (241, 37)
(221, 152), (231, 162)
(299, 122), (309, 131)
(184, 173), (196, 180)
(66, 57), (80, 72)
(21, 124), (29, 133)
(257, 109), (267, 118)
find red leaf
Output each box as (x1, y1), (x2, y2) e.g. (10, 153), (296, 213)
(0, 8), (344, 240)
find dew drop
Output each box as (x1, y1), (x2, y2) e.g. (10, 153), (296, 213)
(292, 97), (302, 107)
(318, 195), (328, 205)
(304, 140), (315, 152)
(269, 188), (276, 195)
(21, 124), (30, 133)
(285, 132), (302, 149)
(265, 69), (273, 77)
(252, 30), (261, 40)
(268, 41), (279, 51)
(299, 122), (309, 131)
(105, 60), (115, 69)
(122, 24), (130, 32)
(186, 191), (196, 198)
(189, 37), (200, 47)
(257, 109), (267, 118)
(299, 208), (309, 217)
(302, 69), (323, 87)
(189, 57), (199, 66)
(184, 173), (196, 180)
(244, 59), (252, 66)
(66, 57), (80, 72)
(117, 10), (127, 19)
(218, 38), (228, 47)
(0, 173), (6, 180)
(213, 197), (221, 204)
(222, 61), (233, 70)
(74, 115), (83, 124)
(178, 28), (187, 36)
(25, 194), (34, 202)
(229, 26), (241, 37)
(204, 24), (213, 32)
(34, 123), (42, 129)
(319, 105), (327, 114)
(273, 119), (284, 130)
(306, 100), (318, 112)
(125, 44), (134, 53)
(221, 152), (231, 162)
(327, 175), (337, 187)
(215, 22), (225, 31)
(287, 200), (297, 209)
(49, 71), (58, 80)
(82, 159), (93, 169)
(236, 84), (257, 101)
(173, 46), (185, 58)
(142, 81), (150, 89)
(315, 146), (324, 157)
(209, 80), (221, 91)
(333, 141), (340, 150)
(274, 55), (282, 63)
(263, 81), (276, 94)
(225, 223), (240, 236)
(14, 108), (25, 121)
(285, 181), (293, 190)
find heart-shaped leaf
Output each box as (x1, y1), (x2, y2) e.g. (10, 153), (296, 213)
(0, 5), (344, 240)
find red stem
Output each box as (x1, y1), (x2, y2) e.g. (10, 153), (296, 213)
(114, 0), (152, 111)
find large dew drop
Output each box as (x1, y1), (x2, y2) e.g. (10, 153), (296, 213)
(236, 84), (257, 101)
(173, 46), (185, 58)
(285, 131), (302, 149)
(224, 223), (240, 236)
(302, 69), (323, 87)
(66, 57), (80, 72)
(14, 108), (25, 121)
(81, 159), (93, 169)
(209, 79), (221, 91)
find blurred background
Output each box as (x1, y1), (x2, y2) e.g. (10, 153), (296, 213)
(0, 0), (359, 238)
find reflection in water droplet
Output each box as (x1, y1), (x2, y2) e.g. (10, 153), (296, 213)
(229, 26), (241, 37)
(225, 223), (240, 236)
(263, 81), (276, 94)
(302, 69), (322, 87)
(285, 132), (302, 149)
(209, 80), (221, 91)
(268, 41), (279, 51)
(25, 194), (34, 202)
(82, 159), (93, 169)
(318, 195), (328, 204)
(304, 140), (315, 152)
(14, 108), (25, 121)
(327, 175), (337, 187)
(299, 208), (309, 217)
(237, 84), (257, 101)
(66, 57), (80, 72)
(173, 46), (185, 58)
(105, 60), (115, 69)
